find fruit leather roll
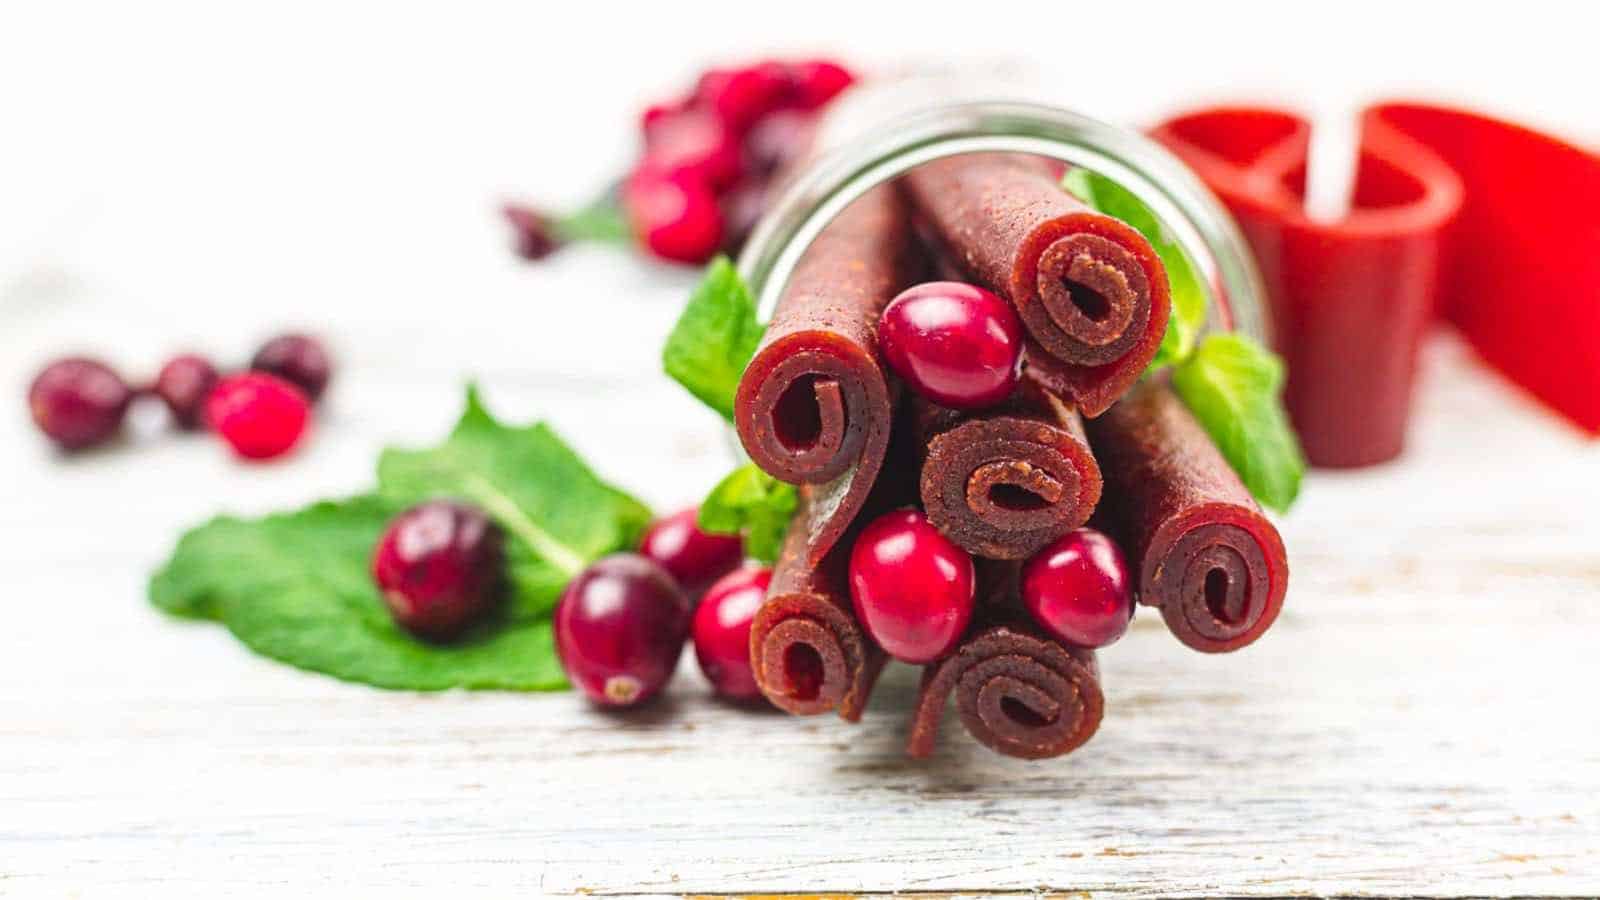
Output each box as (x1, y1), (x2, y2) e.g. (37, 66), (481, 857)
(913, 376), (1102, 560)
(1086, 381), (1288, 653)
(902, 153), (1171, 417)
(750, 491), (887, 720)
(735, 183), (922, 564)
(906, 573), (1103, 760)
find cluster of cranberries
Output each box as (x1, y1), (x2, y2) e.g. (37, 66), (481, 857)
(505, 58), (855, 266)
(26, 333), (331, 461)
(371, 500), (764, 708)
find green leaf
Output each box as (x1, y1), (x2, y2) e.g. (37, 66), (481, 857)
(662, 255), (765, 421)
(555, 192), (631, 245)
(149, 496), (569, 691)
(1171, 334), (1305, 513)
(378, 385), (651, 610)
(1063, 168), (1208, 370)
(698, 463), (798, 564)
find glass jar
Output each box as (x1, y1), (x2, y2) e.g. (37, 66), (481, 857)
(735, 96), (1269, 343)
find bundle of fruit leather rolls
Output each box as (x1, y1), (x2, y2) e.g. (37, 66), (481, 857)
(732, 153), (1289, 761)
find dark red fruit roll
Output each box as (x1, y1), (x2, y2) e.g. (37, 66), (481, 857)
(902, 152), (1171, 417)
(1085, 381), (1288, 653)
(906, 581), (1103, 760)
(28, 357), (132, 450)
(734, 183), (922, 564)
(1151, 106), (1461, 467)
(914, 376), (1102, 560)
(749, 493), (887, 721)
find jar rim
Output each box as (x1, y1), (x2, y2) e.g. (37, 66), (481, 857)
(734, 99), (1270, 344)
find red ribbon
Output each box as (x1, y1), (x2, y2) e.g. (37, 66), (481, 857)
(1153, 103), (1600, 467)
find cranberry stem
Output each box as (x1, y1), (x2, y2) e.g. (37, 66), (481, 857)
(461, 473), (586, 577)
(555, 192), (632, 245)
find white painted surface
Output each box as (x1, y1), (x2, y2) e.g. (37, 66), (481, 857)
(5, 2), (1600, 895)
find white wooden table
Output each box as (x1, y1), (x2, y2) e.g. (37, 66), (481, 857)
(3, 249), (1599, 897)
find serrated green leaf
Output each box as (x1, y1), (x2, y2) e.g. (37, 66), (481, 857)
(1171, 334), (1305, 512)
(149, 496), (569, 691)
(698, 463), (797, 564)
(662, 256), (765, 421)
(1064, 168), (1208, 371)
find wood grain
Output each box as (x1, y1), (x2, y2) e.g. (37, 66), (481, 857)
(2, 274), (1598, 897)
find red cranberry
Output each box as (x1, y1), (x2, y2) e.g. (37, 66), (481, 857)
(878, 281), (1024, 409)
(1021, 528), (1134, 649)
(153, 354), (220, 429)
(720, 180), (769, 255)
(624, 168), (724, 265)
(555, 554), (691, 707)
(848, 509), (976, 664)
(693, 64), (792, 133)
(789, 60), (855, 110)
(742, 109), (816, 179)
(640, 98), (685, 134)
(205, 372), (310, 461)
(27, 357), (132, 451)
(372, 501), (505, 641)
(502, 203), (563, 261)
(692, 565), (772, 701)
(250, 333), (332, 402)
(642, 109), (742, 189)
(638, 507), (744, 598)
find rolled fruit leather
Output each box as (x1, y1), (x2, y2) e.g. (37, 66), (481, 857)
(906, 565), (1104, 760)
(901, 152), (1171, 417)
(748, 415), (919, 720)
(1151, 106), (1462, 467)
(1085, 380), (1289, 653)
(912, 373), (1102, 561)
(734, 182), (923, 565)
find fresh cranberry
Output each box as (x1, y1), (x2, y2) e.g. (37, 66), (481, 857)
(641, 109), (743, 189)
(789, 60), (855, 110)
(692, 64), (792, 133)
(848, 509), (976, 664)
(372, 501), (505, 641)
(742, 109), (816, 179)
(555, 554), (691, 707)
(502, 203), (563, 261)
(1021, 528), (1134, 649)
(878, 281), (1024, 409)
(205, 372), (310, 460)
(27, 357), (132, 451)
(250, 333), (332, 402)
(638, 507), (744, 598)
(153, 354), (220, 429)
(624, 168), (724, 264)
(692, 565), (772, 701)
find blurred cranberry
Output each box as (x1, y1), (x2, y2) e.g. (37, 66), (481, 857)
(640, 98), (686, 134)
(206, 372), (310, 461)
(153, 354), (220, 429)
(693, 64), (792, 133)
(27, 357), (131, 451)
(789, 60), (855, 110)
(502, 203), (563, 261)
(743, 109), (816, 179)
(642, 109), (743, 189)
(638, 506), (744, 598)
(250, 333), (332, 402)
(372, 500), (505, 641)
(624, 168), (724, 264)
(720, 180), (769, 255)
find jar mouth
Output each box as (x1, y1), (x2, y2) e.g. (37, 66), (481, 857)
(735, 99), (1269, 346)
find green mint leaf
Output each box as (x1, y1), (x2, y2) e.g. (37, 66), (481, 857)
(555, 192), (631, 245)
(1171, 334), (1305, 513)
(699, 463), (797, 564)
(378, 385), (652, 610)
(150, 496), (569, 691)
(662, 255), (765, 421)
(1063, 168), (1208, 370)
